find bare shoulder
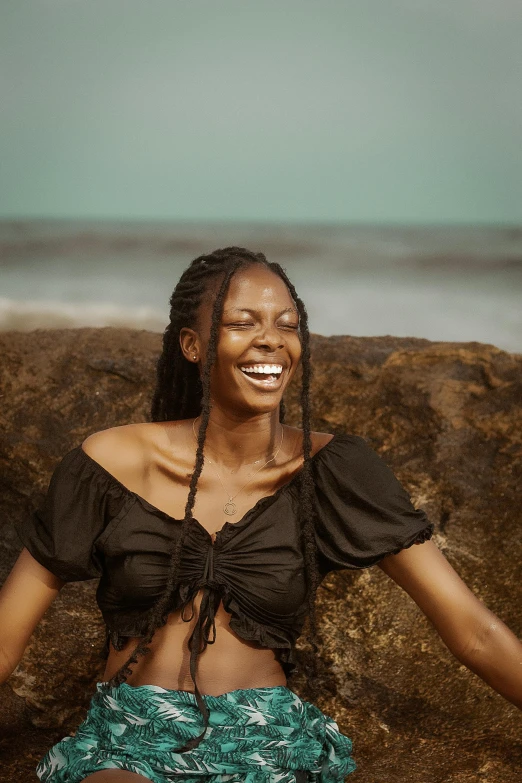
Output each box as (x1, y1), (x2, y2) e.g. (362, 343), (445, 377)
(82, 422), (142, 451)
(312, 430), (336, 447)
(81, 423), (153, 479)
(81, 421), (188, 477)
(284, 426), (335, 457)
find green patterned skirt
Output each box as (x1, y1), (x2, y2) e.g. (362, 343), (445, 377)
(36, 681), (356, 783)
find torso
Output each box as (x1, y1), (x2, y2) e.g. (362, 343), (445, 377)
(85, 420), (334, 695)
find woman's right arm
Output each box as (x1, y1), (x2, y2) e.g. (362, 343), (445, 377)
(0, 548), (65, 684)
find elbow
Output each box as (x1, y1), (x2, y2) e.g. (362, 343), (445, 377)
(449, 617), (501, 666)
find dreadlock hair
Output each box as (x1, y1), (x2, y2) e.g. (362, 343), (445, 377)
(103, 246), (321, 695)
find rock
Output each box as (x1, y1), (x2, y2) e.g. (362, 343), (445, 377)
(0, 328), (520, 782)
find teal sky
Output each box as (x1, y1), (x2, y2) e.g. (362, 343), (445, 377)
(1, 0), (521, 223)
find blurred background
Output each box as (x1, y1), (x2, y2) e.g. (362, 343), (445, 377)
(1, 0), (521, 350)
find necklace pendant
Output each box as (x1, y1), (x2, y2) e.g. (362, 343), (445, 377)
(224, 500), (237, 516)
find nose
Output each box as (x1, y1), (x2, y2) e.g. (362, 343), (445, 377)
(253, 322), (285, 351)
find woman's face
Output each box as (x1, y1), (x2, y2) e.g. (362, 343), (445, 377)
(181, 264), (302, 417)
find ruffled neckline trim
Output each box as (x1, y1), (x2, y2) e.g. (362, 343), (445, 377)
(73, 431), (347, 543)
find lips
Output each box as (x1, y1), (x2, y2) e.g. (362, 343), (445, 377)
(236, 363), (287, 391)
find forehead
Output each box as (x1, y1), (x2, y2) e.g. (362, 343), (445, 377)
(222, 264), (296, 313)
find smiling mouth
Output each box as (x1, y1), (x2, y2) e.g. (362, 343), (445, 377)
(238, 364), (285, 389)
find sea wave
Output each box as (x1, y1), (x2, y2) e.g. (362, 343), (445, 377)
(0, 298), (167, 333)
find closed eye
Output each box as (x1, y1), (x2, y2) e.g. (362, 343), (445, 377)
(225, 322), (299, 330)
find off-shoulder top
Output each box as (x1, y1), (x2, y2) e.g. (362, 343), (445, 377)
(17, 432), (433, 749)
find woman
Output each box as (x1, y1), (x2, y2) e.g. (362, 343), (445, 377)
(1, 246), (521, 783)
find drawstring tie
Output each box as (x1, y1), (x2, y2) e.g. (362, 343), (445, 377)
(176, 544), (221, 752)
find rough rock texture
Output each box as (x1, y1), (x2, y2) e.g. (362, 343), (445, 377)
(0, 327), (521, 783)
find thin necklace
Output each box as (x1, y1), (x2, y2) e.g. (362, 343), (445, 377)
(191, 417), (285, 517)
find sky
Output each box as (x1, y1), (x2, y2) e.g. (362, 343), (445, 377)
(1, 0), (521, 223)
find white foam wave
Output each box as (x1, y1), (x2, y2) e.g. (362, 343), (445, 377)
(0, 298), (167, 333)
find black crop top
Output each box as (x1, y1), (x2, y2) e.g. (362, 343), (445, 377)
(17, 432), (433, 749)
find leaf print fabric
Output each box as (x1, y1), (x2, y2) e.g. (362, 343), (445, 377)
(36, 682), (356, 783)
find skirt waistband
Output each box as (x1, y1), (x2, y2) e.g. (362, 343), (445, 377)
(97, 680), (294, 703)
(36, 680), (356, 783)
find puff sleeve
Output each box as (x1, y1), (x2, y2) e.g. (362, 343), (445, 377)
(312, 434), (434, 573)
(16, 446), (130, 582)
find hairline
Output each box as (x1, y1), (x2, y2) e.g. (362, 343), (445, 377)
(191, 258), (299, 329)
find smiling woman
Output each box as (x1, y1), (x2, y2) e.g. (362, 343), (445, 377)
(2, 246), (521, 783)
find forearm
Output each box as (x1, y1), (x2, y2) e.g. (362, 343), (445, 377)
(379, 543), (522, 709)
(455, 616), (522, 710)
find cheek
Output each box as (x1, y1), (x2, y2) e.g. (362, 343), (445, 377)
(212, 335), (246, 371)
(284, 340), (302, 381)
(291, 336), (303, 362)
(218, 331), (251, 357)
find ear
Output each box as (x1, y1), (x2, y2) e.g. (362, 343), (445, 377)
(179, 327), (201, 365)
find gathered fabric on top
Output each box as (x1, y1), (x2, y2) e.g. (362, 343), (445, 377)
(17, 432), (434, 749)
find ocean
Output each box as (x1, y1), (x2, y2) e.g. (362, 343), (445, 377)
(1, 220), (521, 353)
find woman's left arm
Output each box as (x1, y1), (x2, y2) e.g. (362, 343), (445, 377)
(378, 540), (522, 709)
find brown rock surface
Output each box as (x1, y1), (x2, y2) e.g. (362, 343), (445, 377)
(0, 327), (521, 782)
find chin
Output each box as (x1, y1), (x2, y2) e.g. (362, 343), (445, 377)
(231, 393), (284, 417)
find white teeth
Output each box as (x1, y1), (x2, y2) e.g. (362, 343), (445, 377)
(240, 364), (283, 375)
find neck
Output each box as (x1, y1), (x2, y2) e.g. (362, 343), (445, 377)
(193, 410), (285, 469)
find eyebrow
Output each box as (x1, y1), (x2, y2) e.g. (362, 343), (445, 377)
(222, 307), (298, 317)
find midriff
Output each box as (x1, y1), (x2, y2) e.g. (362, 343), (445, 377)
(102, 589), (287, 695)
